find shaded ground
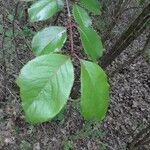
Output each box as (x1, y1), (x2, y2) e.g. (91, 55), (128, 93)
(0, 0), (150, 150)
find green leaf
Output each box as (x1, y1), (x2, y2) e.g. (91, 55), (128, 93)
(73, 4), (92, 27)
(79, 0), (101, 15)
(80, 60), (109, 120)
(16, 54), (74, 124)
(32, 26), (67, 56)
(28, 0), (64, 22)
(78, 26), (103, 61)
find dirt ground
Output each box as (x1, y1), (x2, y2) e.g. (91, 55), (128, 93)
(0, 0), (150, 150)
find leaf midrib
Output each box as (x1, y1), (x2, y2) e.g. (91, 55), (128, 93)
(31, 0), (57, 20)
(75, 5), (91, 27)
(24, 58), (69, 109)
(76, 6), (85, 27)
(79, 27), (93, 58)
(42, 29), (66, 52)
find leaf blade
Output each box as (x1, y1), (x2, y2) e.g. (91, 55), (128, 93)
(28, 0), (64, 22)
(80, 60), (109, 120)
(79, 0), (101, 15)
(73, 4), (92, 27)
(32, 26), (67, 56)
(16, 54), (74, 124)
(78, 26), (103, 61)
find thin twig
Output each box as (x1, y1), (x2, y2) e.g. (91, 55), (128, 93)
(1, 14), (7, 101)
(1, 2), (31, 51)
(65, 0), (79, 59)
(65, 0), (74, 54)
(65, 0), (71, 17)
(12, 1), (20, 61)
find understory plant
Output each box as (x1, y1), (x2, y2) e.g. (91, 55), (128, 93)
(16, 0), (110, 124)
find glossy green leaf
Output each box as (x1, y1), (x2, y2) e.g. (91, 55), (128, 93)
(78, 26), (103, 61)
(16, 54), (74, 124)
(32, 26), (67, 56)
(79, 0), (101, 15)
(73, 4), (92, 27)
(28, 0), (64, 22)
(80, 60), (109, 120)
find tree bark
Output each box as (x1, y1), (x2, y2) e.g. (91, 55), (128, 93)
(103, 0), (128, 41)
(110, 33), (150, 78)
(100, 3), (150, 69)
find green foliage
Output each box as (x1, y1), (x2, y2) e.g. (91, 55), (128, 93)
(17, 0), (109, 124)
(73, 3), (103, 61)
(79, 0), (101, 15)
(80, 60), (109, 120)
(32, 26), (67, 56)
(17, 54), (74, 124)
(78, 26), (103, 61)
(73, 4), (92, 27)
(28, 0), (64, 22)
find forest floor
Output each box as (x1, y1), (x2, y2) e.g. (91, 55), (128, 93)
(0, 0), (150, 150)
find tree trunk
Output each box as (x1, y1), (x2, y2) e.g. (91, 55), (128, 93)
(100, 3), (150, 69)
(103, 0), (129, 41)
